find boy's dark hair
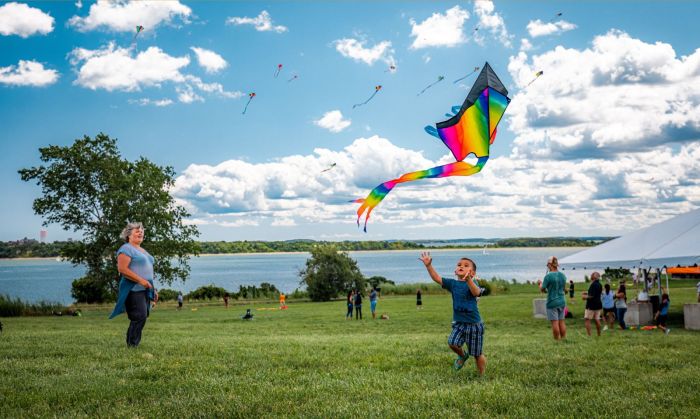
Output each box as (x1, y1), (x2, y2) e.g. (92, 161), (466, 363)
(662, 293), (669, 300)
(460, 257), (477, 271)
(605, 283), (611, 291)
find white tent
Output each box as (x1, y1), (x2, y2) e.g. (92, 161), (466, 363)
(560, 208), (700, 270)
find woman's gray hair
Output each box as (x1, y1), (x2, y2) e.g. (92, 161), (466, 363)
(120, 222), (144, 242)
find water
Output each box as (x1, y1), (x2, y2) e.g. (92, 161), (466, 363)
(0, 248), (592, 305)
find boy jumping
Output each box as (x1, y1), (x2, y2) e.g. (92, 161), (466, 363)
(420, 251), (486, 375)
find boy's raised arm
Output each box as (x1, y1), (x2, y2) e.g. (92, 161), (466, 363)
(420, 252), (442, 286)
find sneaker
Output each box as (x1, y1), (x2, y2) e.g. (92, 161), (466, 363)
(453, 355), (467, 371)
(603, 325), (608, 331)
(665, 328), (671, 335)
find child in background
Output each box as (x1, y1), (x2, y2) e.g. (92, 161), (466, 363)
(655, 293), (671, 335)
(416, 289), (423, 309)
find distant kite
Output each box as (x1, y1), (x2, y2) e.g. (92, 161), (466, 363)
(550, 12), (563, 22)
(321, 163), (337, 173)
(354, 63), (511, 232)
(526, 70), (544, 87)
(453, 67), (480, 84)
(242, 92), (256, 114)
(417, 76), (445, 96)
(274, 64), (283, 78)
(287, 74), (299, 82)
(131, 25), (144, 46)
(385, 65), (396, 73)
(353, 85), (382, 109)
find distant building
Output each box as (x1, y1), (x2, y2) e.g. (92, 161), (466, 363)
(39, 229), (48, 243)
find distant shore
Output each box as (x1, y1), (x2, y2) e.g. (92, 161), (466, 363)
(0, 246), (589, 261)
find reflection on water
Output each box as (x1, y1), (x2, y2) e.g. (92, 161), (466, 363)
(0, 248), (592, 304)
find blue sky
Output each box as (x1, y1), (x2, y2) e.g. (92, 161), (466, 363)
(1, 1), (699, 242)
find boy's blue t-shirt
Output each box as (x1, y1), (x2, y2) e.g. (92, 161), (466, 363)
(660, 298), (670, 315)
(441, 277), (483, 324)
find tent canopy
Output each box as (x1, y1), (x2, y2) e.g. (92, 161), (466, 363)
(560, 208), (700, 269)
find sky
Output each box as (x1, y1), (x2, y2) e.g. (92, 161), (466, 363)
(1, 0), (699, 242)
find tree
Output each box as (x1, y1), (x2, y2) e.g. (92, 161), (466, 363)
(19, 133), (199, 302)
(299, 244), (365, 301)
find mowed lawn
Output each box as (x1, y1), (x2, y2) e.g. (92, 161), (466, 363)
(1, 285), (699, 418)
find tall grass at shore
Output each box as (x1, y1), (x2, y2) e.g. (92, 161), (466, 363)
(0, 294), (66, 317)
(1, 284), (698, 417)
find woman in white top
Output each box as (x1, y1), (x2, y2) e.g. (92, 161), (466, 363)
(614, 282), (627, 330)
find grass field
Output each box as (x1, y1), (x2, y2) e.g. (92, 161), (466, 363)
(1, 283), (699, 418)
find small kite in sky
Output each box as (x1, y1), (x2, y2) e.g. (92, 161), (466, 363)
(353, 85), (382, 109)
(274, 64), (283, 78)
(526, 70), (544, 87)
(385, 64), (397, 73)
(354, 63), (511, 232)
(453, 67), (480, 84)
(417, 76), (445, 96)
(242, 92), (256, 114)
(321, 163), (337, 173)
(550, 12), (563, 22)
(287, 74), (299, 82)
(131, 25), (144, 46)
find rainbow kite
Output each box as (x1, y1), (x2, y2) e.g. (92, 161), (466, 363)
(353, 62), (511, 231)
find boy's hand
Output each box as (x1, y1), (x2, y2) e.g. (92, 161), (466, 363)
(419, 252), (432, 267)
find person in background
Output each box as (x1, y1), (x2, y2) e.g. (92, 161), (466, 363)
(583, 272), (603, 337)
(354, 289), (363, 320)
(601, 283), (616, 331)
(279, 293), (287, 309)
(416, 288), (423, 309)
(568, 280), (575, 301)
(538, 256), (567, 341)
(696, 281), (700, 303)
(615, 282), (627, 330)
(346, 290), (354, 320)
(177, 292), (183, 310)
(369, 287), (378, 319)
(655, 293), (671, 335)
(224, 293), (229, 309)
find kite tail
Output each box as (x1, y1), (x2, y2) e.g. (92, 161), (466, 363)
(353, 91), (378, 109)
(353, 158), (488, 232)
(242, 98), (252, 114)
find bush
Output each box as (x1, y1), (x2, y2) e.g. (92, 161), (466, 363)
(367, 276), (395, 289)
(0, 294), (67, 317)
(157, 288), (180, 302)
(477, 279), (492, 296)
(71, 275), (113, 304)
(289, 288), (308, 300)
(234, 283), (279, 300)
(378, 282), (444, 296)
(299, 244), (366, 302)
(488, 277), (510, 294)
(186, 285), (228, 300)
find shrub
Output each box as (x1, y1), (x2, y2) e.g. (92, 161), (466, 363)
(71, 275), (113, 304)
(234, 283), (279, 300)
(367, 276), (395, 289)
(299, 244), (365, 302)
(477, 279), (492, 296)
(0, 294), (67, 317)
(157, 288), (180, 302)
(186, 285), (228, 300)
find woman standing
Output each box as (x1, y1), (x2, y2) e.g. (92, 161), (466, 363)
(538, 256), (567, 340)
(110, 222), (157, 347)
(345, 290), (354, 320)
(615, 282), (627, 330)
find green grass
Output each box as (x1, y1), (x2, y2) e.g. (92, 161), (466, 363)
(1, 285), (699, 418)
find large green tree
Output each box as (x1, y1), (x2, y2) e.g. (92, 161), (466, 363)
(19, 133), (199, 302)
(299, 244), (365, 301)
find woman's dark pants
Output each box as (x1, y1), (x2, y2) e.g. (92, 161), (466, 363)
(355, 304), (362, 320)
(125, 291), (148, 347)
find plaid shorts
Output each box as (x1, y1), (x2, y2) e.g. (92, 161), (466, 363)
(447, 322), (485, 357)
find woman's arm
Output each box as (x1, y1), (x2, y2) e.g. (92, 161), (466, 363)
(117, 253), (153, 289)
(419, 252), (442, 286)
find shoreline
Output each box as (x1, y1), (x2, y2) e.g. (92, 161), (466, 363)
(0, 246), (589, 261)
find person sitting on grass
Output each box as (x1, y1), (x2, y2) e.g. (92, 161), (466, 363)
(538, 256), (567, 341)
(241, 309), (254, 320)
(655, 293), (671, 335)
(420, 251), (486, 376)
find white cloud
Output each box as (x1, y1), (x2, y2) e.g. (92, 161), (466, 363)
(171, 134), (699, 234)
(333, 38), (395, 67)
(176, 84), (203, 104)
(190, 47), (227, 74)
(314, 110), (351, 133)
(69, 0), (191, 32)
(527, 19), (577, 38)
(69, 42), (190, 91)
(182, 75), (243, 99)
(75, 1), (82, 10)
(226, 10), (287, 33)
(0, 2), (54, 37)
(507, 30), (700, 161)
(129, 98), (173, 107)
(0, 59), (58, 86)
(409, 5), (470, 49)
(519, 38), (532, 52)
(473, 0), (512, 47)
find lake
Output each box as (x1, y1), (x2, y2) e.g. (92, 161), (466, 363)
(1, 248), (594, 305)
